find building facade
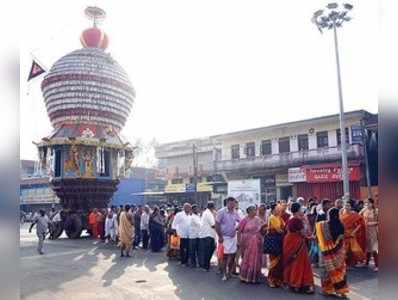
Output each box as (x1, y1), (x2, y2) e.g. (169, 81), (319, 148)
(155, 110), (377, 205)
(20, 177), (60, 212)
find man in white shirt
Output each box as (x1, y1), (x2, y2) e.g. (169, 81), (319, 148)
(172, 203), (192, 265)
(140, 205), (150, 249)
(188, 204), (201, 268)
(199, 201), (216, 271)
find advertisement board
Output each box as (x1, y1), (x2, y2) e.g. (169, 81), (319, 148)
(306, 166), (360, 182)
(227, 179), (261, 212)
(197, 182), (213, 192)
(165, 183), (186, 193)
(288, 167), (307, 182)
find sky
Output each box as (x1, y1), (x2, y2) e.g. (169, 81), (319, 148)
(20, 0), (378, 166)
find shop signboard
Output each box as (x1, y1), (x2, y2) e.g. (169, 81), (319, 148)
(306, 165), (360, 183)
(165, 183), (186, 193)
(275, 173), (289, 186)
(227, 179), (261, 212)
(288, 167), (307, 182)
(197, 182), (212, 192)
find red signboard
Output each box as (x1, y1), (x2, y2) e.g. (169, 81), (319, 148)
(305, 165), (361, 183)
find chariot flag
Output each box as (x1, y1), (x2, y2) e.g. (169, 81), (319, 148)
(27, 59), (46, 81)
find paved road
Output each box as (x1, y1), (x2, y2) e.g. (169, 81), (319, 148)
(20, 224), (378, 300)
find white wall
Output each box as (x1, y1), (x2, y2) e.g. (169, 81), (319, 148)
(216, 115), (362, 160)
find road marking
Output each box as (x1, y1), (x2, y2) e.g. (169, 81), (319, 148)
(21, 248), (90, 260)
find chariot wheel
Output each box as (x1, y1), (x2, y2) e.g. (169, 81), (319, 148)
(64, 214), (83, 239)
(50, 222), (64, 240)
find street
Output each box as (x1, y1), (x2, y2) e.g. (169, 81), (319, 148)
(20, 224), (378, 300)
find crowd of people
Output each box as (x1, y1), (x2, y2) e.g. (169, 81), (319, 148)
(28, 195), (378, 298)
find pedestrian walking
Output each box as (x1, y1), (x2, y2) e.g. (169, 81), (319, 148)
(340, 202), (367, 267)
(215, 197), (241, 281)
(266, 203), (285, 288)
(237, 205), (264, 283)
(360, 198), (378, 271)
(149, 206), (166, 252)
(315, 207), (348, 298)
(172, 203), (192, 266)
(188, 204), (201, 268)
(118, 204), (134, 257)
(133, 206), (143, 249)
(105, 210), (118, 243)
(29, 209), (51, 255)
(282, 203), (315, 294)
(198, 201), (216, 271)
(88, 208), (98, 238)
(141, 205), (150, 249)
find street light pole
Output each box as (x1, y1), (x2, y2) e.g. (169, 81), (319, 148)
(332, 23), (350, 202)
(312, 2), (354, 203)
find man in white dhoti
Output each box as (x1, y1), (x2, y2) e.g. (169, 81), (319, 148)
(105, 210), (118, 243)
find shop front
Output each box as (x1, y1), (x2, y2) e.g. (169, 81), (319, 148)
(164, 183), (211, 207)
(289, 162), (361, 201)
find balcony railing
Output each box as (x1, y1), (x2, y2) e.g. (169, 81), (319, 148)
(215, 144), (363, 172)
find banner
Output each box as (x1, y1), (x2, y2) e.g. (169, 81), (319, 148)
(227, 179), (260, 212)
(288, 167), (307, 182)
(197, 182), (212, 192)
(305, 165), (361, 182)
(28, 59), (46, 81)
(165, 184), (186, 193)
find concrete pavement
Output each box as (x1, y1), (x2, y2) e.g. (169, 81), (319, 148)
(20, 224), (378, 300)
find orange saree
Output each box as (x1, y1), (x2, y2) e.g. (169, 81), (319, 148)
(283, 217), (314, 291)
(340, 211), (366, 266)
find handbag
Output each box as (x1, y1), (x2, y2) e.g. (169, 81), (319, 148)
(263, 232), (283, 255)
(170, 234), (180, 250)
(217, 243), (224, 262)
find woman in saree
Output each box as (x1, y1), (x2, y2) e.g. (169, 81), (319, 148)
(237, 205), (264, 283)
(360, 198), (379, 271)
(340, 202), (366, 267)
(149, 206), (166, 252)
(267, 203), (285, 288)
(283, 203), (314, 294)
(316, 207), (348, 298)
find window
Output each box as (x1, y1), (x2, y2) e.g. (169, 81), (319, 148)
(351, 125), (363, 144)
(231, 144), (240, 159)
(337, 128), (350, 145)
(214, 149), (222, 161)
(245, 142), (256, 158)
(278, 137), (290, 153)
(298, 134), (309, 151)
(261, 140), (272, 155)
(316, 131), (329, 148)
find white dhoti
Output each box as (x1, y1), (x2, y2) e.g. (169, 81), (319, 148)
(223, 236), (237, 254)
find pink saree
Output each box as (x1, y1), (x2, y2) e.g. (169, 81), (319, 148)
(238, 216), (263, 283)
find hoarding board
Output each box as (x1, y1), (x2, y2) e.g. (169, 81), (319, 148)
(227, 179), (261, 212)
